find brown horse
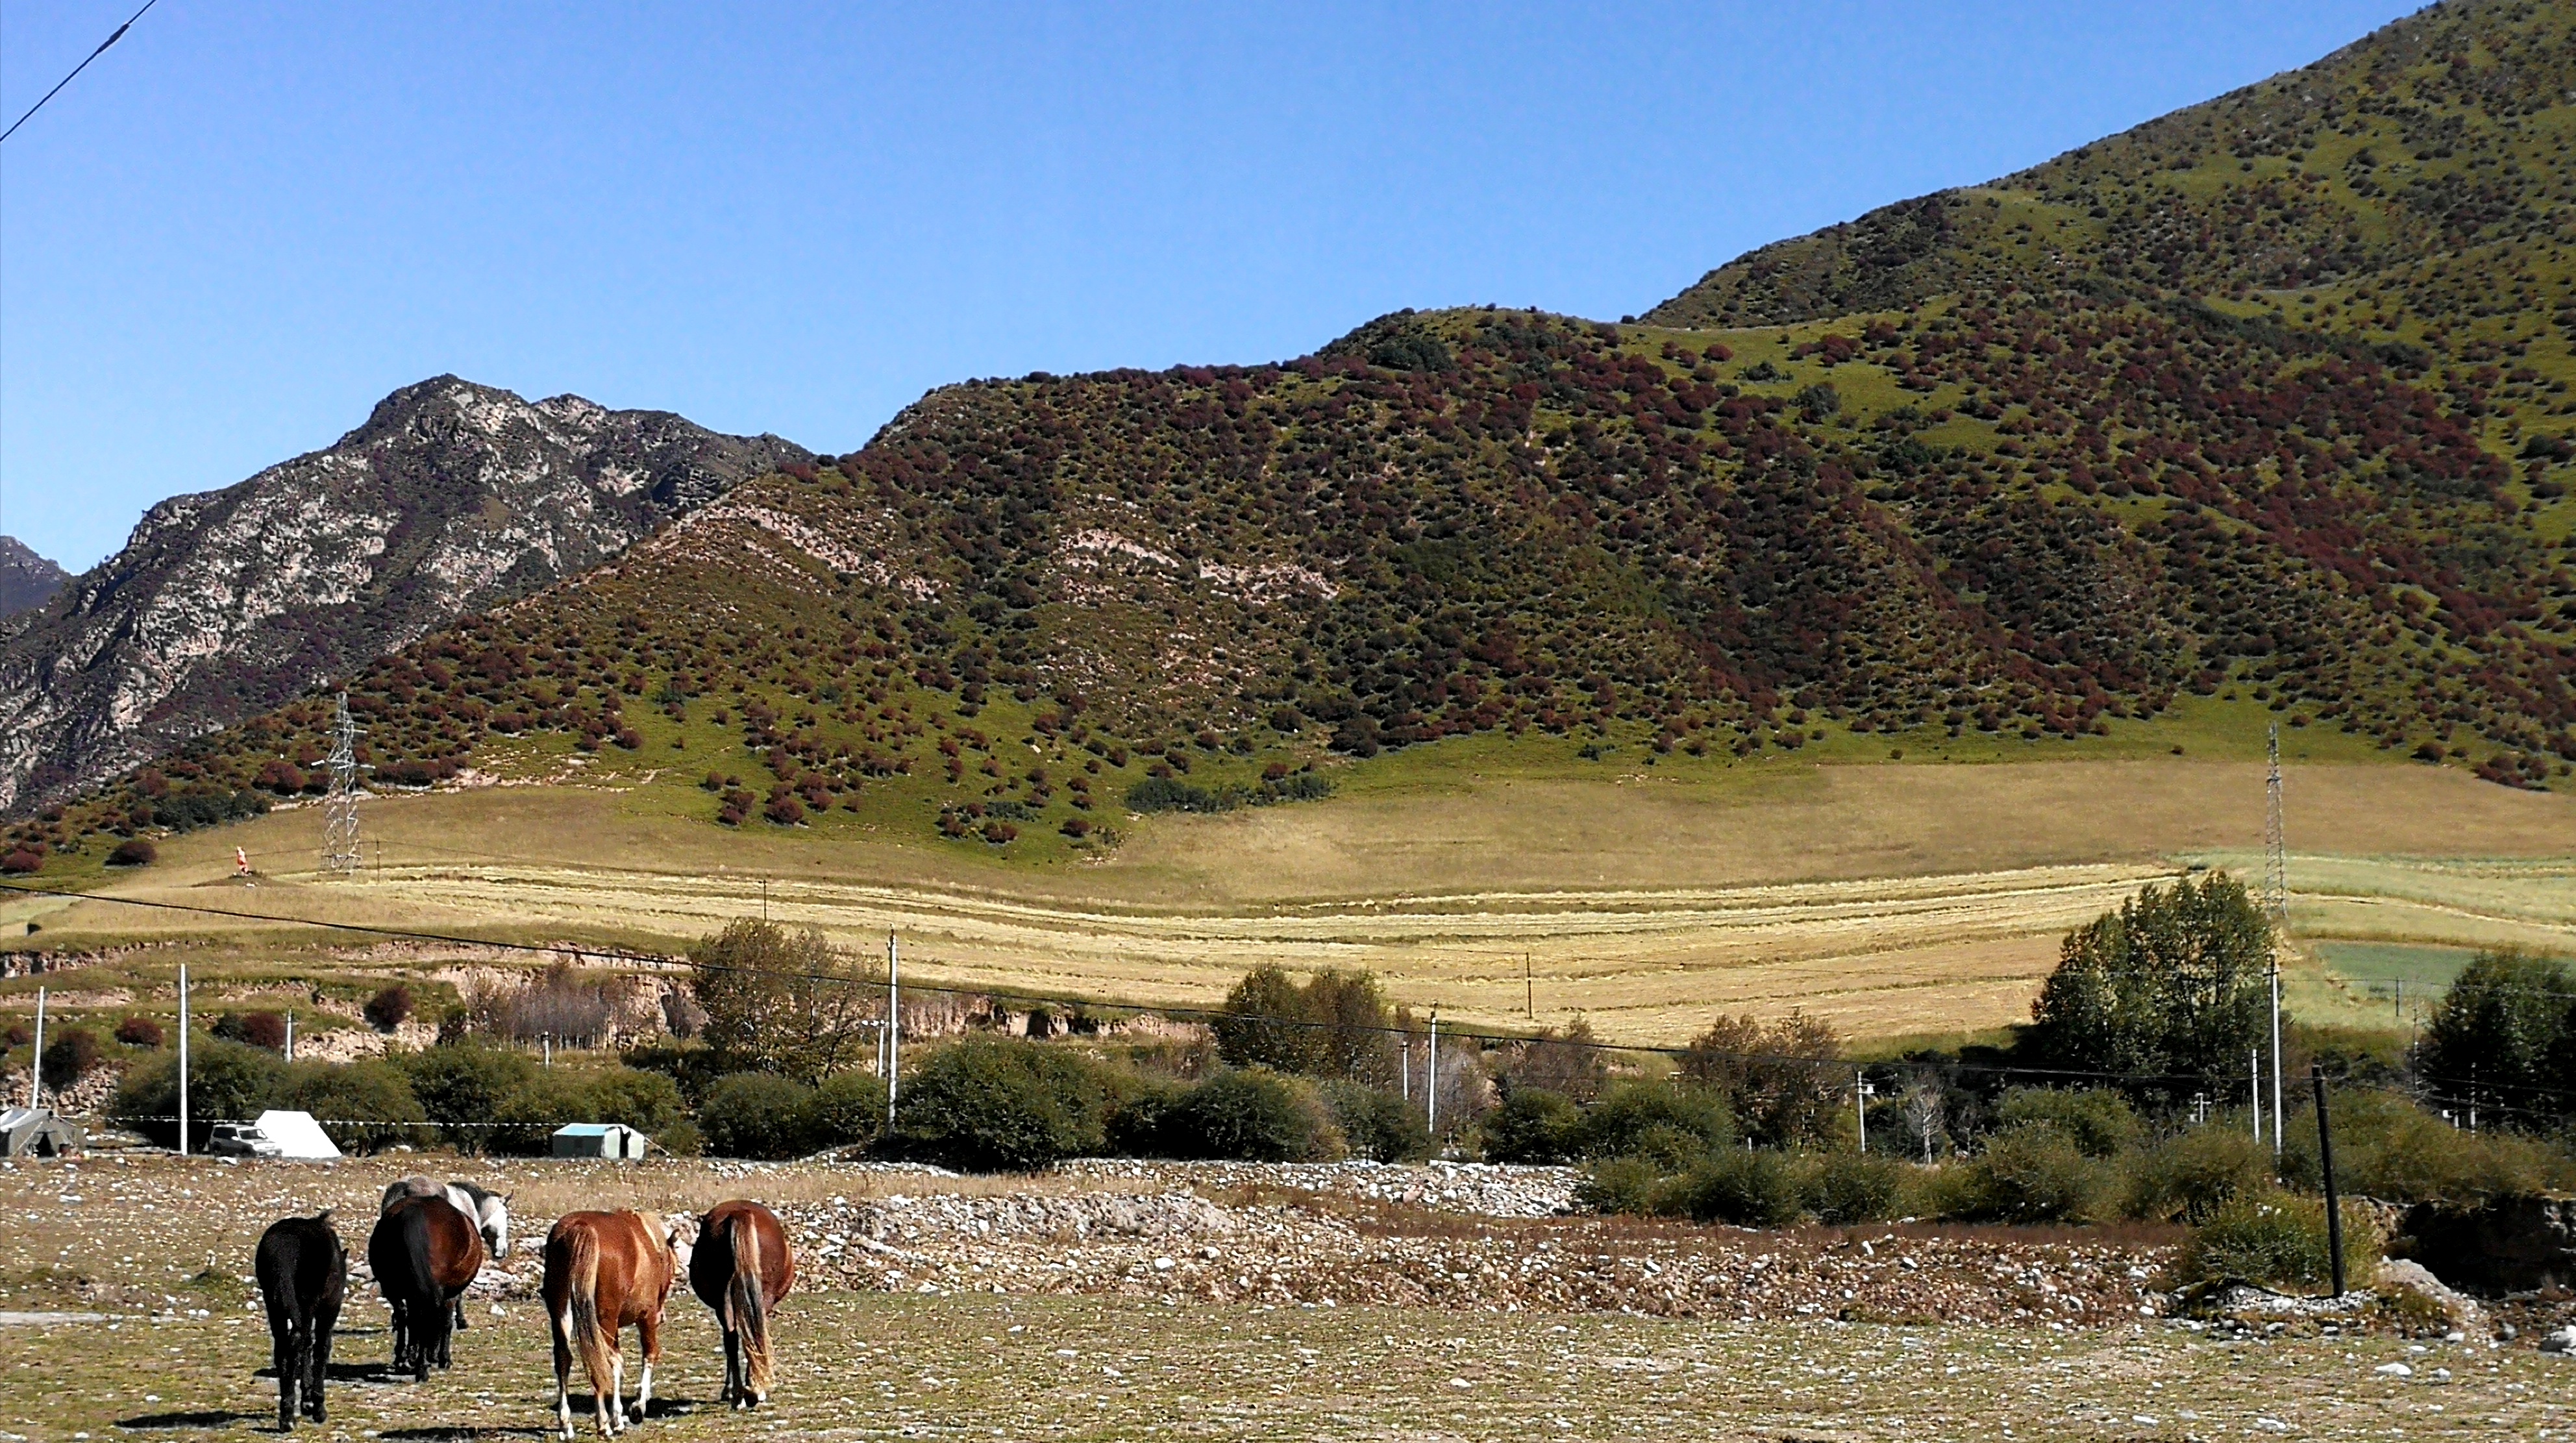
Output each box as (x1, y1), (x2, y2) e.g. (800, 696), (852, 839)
(368, 1194), (486, 1381)
(544, 1209), (696, 1438)
(689, 1201), (795, 1408)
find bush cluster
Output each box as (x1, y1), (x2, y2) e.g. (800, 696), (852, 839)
(1548, 1076), (2576, 1234)
(699, 1070), (887, 1159)
(2170, 1190), (2383, 1294)
(885, 1037), (1422, 1172)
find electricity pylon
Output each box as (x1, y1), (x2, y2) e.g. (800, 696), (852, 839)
(321, 692), (365, 874)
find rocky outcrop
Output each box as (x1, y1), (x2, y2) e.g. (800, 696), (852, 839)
(0, 537), (67, 620)
(2396, 1193), (2576, 1296)
(0, 378), (808, 815)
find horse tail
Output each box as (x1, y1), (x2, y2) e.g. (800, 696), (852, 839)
(727, 1211), (773, 1399)
(564, 1221), (613, 1396)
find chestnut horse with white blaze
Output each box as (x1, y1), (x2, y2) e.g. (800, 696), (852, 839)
(689, 1200), (795, 1408)
(543, 1209), (697, 1438)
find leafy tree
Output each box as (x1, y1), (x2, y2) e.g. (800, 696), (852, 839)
(1212, 965), (1320, 1074)
(1302, 970), (1397, 1083)
(1211, 965), (1395, 1083)
(399, 1040), (539, 1154)
(2416, 946), (2571, 1131)
(39, 1027), (100, 1085)
(1508, 1017), (1609, 1103)
(1678, 1010), (1846, 1146)
(893, 1037), (1112, 1171)
(2025, 872), (2273, 1102)
(699, 1072), (817, 1159)
(275, 1060), (431, 1152)
(112, 1038), (284, 1149)
(688, 920), (881, 1085)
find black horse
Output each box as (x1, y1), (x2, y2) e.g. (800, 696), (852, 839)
(254, 1212), (347, 1430)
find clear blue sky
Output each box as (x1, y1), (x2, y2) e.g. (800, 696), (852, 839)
(3, 1), (2415, 572)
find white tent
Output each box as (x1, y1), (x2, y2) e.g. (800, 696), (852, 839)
(254, 1109), (342, 1160)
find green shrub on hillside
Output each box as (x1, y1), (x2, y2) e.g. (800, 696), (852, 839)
(2172, 1189), (2381, 1295)
(275, 1059), (431, 1153)
(39, 1028), (101, 1086)
(807, 1069), (889, 1150)
(1574, 1080), (1736, 1165)
(112, 1038), (285, 1150)
(399, 1041), (539, 1154)
(2125, 1125), (2270, 1224)
(894, 1037), (1113, 1170)
(700, 1072), (817, 1159)
(1480, 1088), (1583, 1165)
(1574, 1156), (1670, 1216)
(1944, 1124), (2115, 1224)
(1798, 1151), (1912, 1225)
(1674, 1147), (1803, 1227)
(2274, 1085), (2576, 1203)
(1995, 1087), (2144, 1159)
(1170, 1070), (1343, 1163)
(1319, 1080), (1430, 1163)
(1104, 1075), (1191, 1157)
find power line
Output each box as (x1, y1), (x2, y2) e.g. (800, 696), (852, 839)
(0, 0), (162, 146)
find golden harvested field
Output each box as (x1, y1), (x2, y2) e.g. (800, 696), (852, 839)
(6, 759), (2570, 1044)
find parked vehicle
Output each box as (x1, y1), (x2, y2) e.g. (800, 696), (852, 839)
(209, 1122), (283, 1158)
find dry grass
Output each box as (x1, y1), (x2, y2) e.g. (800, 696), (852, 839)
(0, 1153), (2562, 1440)
(7, 759), (2568, 1044)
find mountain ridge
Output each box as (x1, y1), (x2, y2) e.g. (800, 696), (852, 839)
(0, 538), (68, 621)
(3, 0), (2571, 871)
(0, 376), (810, 815)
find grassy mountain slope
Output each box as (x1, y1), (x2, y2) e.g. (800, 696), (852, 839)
(3, 0), (2572, 880)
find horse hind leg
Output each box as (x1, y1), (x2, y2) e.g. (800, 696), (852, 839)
(723, 1326), (743, 1408)
(632, 1312), (660, 1424)
(273, 1320), (300, 1431)
(552, 1307), (578, 1442)
(308, 1297), (339, 1423)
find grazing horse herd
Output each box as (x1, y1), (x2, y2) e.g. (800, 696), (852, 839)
(252, 1176), (795, 1437)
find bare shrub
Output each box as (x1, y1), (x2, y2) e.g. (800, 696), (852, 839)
(464, 962), (634, 1048)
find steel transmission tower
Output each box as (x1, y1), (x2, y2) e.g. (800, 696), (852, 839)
(2264, 721), (2288, 927)
(321, 691), (365, 874)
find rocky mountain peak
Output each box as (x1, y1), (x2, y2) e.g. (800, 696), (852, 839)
(0, 537), (68, 621)
(0, 378), (810, 815)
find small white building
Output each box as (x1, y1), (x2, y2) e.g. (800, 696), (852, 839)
(551, 1122), (649, 1161)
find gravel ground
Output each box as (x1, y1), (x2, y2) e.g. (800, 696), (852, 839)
(1, 1153), (2570, 1441)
